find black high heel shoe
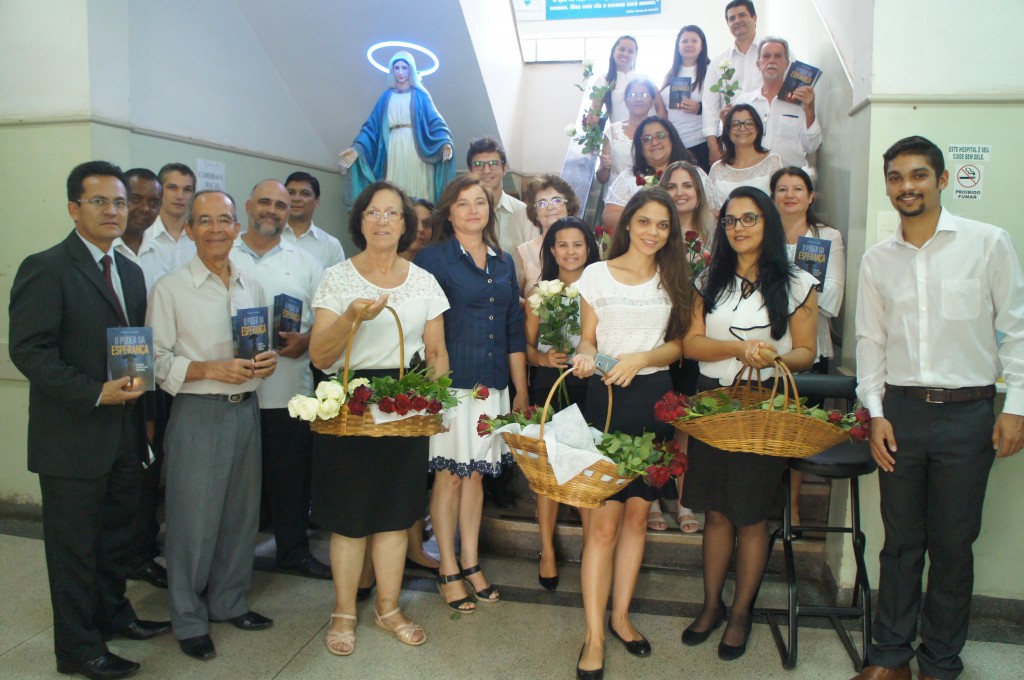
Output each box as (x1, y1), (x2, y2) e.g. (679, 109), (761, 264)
(538, 553), (559, 591)
(717, 615), (753, 661)
(576, 644), (604, 680)
(681, 601), (726, 646)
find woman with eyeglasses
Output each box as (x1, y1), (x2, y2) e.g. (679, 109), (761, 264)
(399, 197), (435, 263)
(572, 187), (693, 678)
(680, 186), (818, 661)
(524, 216), (601, 593)
(660, 25), (712, 171)
(415, 175), (529, 616)
(602, 115), (705, 235)
(339, 51), (455, 204)
(514, 175), (581, 295)
(597, 80), (661, 186)
(707, 104), (783, 215)
(586, 36), (665, 125)
(309, 181), (451, 655)
(771, 166), (847, 526)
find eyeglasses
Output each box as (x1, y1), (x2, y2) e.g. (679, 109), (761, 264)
(729, 119), (757, 131)
(363, 209), (404, 223)
(535, 196), (566, 210)
(471, 160), (502, 169)
(193, 215), (236, 228)
(627, 91), (652, 99)
(78, 197), (128, 210)
(720, 213), (762, 230)
(640, 131), (669, 145)
(129, 196), (162, 210)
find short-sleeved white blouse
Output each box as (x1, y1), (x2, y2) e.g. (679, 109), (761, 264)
(707, 153), (784, 210)
(311, 259), (449, 375)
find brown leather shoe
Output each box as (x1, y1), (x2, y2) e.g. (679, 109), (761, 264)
(850, 665), (911, 680)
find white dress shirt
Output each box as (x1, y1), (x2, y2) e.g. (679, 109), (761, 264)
(733, 89), (822, 170)
(702, 36), (763, 138)
(282, 222), (346, 269)
(856, 209), (1024, 417)
(495, 192), (534, 255)
(136, 215), (197, 290)
(230, 238), (323, 409)
(148, 256), (266, 396)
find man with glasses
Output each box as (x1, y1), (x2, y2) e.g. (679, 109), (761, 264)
(466, 136), (532, 253)
(10, 160), (171, 679)
(231, 180), (328, 581)
(283, 171), (346, 268)
(148, 190), (278, 661)
(138, 162), (197, 287)
(734, 37), (821, 175)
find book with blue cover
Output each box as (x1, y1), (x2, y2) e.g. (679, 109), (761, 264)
(106, 326), (155, 391)
(232, 307), (270, 359)
(778, 60), (822, 103)
(272, 294), (303, 350)
(794, 236), (830, 292)
(668, 76), (693, 109)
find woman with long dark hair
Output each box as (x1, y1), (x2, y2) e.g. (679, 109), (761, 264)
(586, 36), (664, 125)
(524, 217), (600, 593)
(660, 25), (712, 170)
(572, 187), (693, 678)
(681, 186), (818, 661)
(707, 104), (783, 214)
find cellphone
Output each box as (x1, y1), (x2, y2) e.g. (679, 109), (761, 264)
(594, 353), (619, 374)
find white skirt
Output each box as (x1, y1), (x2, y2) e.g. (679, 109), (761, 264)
(429, 387), (511, 477)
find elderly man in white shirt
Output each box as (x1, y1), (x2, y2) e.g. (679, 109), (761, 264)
(853, 136), (1024, 680)
(733, 37), (821, 176)
(702, 0), (762, 165)
(283, 171), (346, 268)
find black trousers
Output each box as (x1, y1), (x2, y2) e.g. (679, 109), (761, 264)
(129, 388), (172, 566)
(40, 413), (140, 664)
(869, 392), (995, 678)
(260, 407), (314, 565)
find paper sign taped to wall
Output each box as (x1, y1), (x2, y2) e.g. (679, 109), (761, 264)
(952, 163), (983, 201)
(196, 159), (226, 191)
(946, 144), (991, 162)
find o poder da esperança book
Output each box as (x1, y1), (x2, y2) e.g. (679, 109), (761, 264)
(272, 293), (303, 350)
(232, 307), (270, 359)
(107, 327), (155, 391)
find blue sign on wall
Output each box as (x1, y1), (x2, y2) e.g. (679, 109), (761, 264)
(545, 0), (661, 20)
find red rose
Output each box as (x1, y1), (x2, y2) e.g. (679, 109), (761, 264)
(828, 410), (844, 424)
(595, 225), (605, 238)
(394, 394), (412, 416)
(411, 395), (429, 411)
(655, 169), (663, 178)
(476, 420), (491, 437)
(378, 397), (396, 414)
(347, 399), (367, 416)
(635, 175), (646, 187)
(693, 239), (702, 252)
(645, 465), (672, 488)
(849, 424), (869, 441)
(427, 400), (442, 414)
(703, 251), (711, 266)
(474, 384), (490, 400)
(855, 406), (871, 424)
(352, 385), (372, 403)
(654, 402), (676, 423)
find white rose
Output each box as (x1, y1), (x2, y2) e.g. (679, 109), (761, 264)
(346, 377), (370, 395)
(719, 59), (732, 70)
(564, 124), (577, 138)
(288, 395), (320, 422)
(317, 397), (341, 420)
(315, 380), (346, 403)
(582, 58), (595, 69)
(537, 279), (563, 297)
(527, 292), (543, 314)
(564, 284), (579, 299)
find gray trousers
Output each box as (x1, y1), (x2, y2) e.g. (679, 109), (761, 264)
(164, 393), (261, 639)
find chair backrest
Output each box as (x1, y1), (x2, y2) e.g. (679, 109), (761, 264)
(791, 374), (857, 403)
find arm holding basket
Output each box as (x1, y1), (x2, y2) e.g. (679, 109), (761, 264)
(309, 294), (389, 371)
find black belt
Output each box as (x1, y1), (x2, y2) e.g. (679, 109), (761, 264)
(188, 392), (253, 404)
(885, 383), (995, 404)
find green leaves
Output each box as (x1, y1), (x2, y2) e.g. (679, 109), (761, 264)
(597, 431), (665, 477)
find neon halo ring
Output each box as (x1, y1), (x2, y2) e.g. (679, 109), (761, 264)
(366, 41), (440, 77)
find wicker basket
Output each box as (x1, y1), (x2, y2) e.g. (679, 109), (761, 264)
(502, 369), (634, 508)
(310, 306), (443, 438)
(671, 357), (849, 458)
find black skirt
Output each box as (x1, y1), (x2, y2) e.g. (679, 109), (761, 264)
(681, 375), (787, 526)
(528, 365), (588, 413)
(309, 368), (429, 538)
(584, 371), (676, 503)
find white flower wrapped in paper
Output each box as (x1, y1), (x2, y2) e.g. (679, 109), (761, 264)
(315, 380), (346, 403)
(288, 395), (320, 422)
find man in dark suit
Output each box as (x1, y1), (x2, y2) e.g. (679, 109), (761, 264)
(9, 161), (171, 680)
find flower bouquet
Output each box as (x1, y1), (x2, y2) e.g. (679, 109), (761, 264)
(684, 230), (710, 281)
(567, 60), (613, 155)
(709, 58), (739, 105)
(635, 169), (663, 188)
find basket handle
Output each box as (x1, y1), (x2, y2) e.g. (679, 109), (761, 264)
(759, 348), (804, 415)
(341, 305), (405, 386)
(538, 367), (613, 439)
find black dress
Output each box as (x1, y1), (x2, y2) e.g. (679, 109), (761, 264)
(310, 368), (429, 538)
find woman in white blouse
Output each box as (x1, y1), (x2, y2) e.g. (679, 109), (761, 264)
(586, 36), (665, 125)
(707, 104), (784, 215)
(597, 80), (661, 185)
(660, 25), (712, 171)
(681, 186), (817, 661)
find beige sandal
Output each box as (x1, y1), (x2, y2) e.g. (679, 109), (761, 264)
(325, 613), (356, 656)
(375, 607), (426, 646)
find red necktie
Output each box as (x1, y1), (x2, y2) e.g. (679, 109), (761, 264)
(101, 255), (129, 326)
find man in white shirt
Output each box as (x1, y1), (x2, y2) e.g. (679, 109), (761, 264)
(231, 180), (329, 580)
(283, 171), (346, 268)
(115, 168), (162, 261)
(733, 37), (821, 174)
(466, 137), (534, 254)
(137, 163), (197, 288)
(853, 136), (1024, 680)
(702, 0), (763, 164)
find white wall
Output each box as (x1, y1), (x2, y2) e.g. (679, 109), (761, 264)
(811, 0), (873, 104)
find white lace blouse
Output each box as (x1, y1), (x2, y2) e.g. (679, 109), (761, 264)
(707, 153), (784, 210)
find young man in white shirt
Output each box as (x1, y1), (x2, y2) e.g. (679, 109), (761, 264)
(283, 171), (346, 268)
(466, 137), (533, 254)
(854, 136), (1024, 680)
(137, 163), (197, 286)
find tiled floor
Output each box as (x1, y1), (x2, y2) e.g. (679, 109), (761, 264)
(1, 532), (1021, 679)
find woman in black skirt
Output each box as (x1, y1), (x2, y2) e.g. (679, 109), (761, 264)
(571, 188), (693, 678)
(309, 181), (451, 655)
(524, 217), (600, 591)
(680, 186), (818, 660)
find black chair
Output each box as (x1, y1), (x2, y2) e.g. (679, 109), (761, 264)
(754, 373), (876, 671)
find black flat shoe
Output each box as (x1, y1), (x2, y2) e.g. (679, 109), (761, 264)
(178, 634), (216, 661)
(681, 602), (727, 646)
(608, 618), (651, 657)
(126, 560), (167, 589)
(112, 619), (171, 640)
(717, 617), (753, 661)
(280, 554), (332, 580)
(211, 610), (273, 631)
(576, 644), (604, 680)
(57, 652), (140, 679)
(404, 557), (439, 576)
